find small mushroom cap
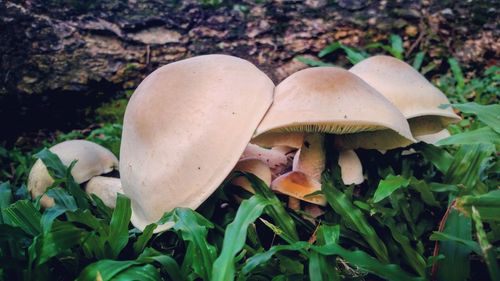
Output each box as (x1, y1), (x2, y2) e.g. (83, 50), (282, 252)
(253, 67), (415, 150)
(338, 150), (364, 185)
(85, 176), (123, 209)
(271, 171), (326, 206)
(241, 144), (289, 179)
(120, 55), (275, 232)
(349, 55), (461, 136)
(231, 158), (272, 193)
(416, 129), (451, 144)
(28, 140), (119, 208)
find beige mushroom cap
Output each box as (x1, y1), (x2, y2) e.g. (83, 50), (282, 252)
(231, 158), (272, 193)
(271, 171), (326, 206)
(120, 55), (274, 232)
(28, 140), (119, 208)
(349, 55), (461, 136)
(85, 176), (123, 209)
(253, 67), (415, 150)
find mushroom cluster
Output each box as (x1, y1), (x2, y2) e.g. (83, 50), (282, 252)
(28, 54), (459, 232)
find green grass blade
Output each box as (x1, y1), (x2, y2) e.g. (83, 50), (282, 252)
(318, 42), (342, 57)
(245, 172), (299, 241)
(241, 242), (310, 276)
(456, 190), (500, 221)
(76, 260), (138, 281)
(448, 58), (465, 93)
(453, 103), (500, 133)
(212, 195), (272, 281)
(133, 223), (158, 255)
(472, 207), (500, 280)
(159, 208), (217, 280)
(444, 144), (495, 188)
(2, 200), (41, 236)
(437, 127), (500, 146)
(313, 244), (422, 281)
(389, 34), (404, 59)
(373, 175), (410, 203)
(0, 182), (13, 223)
(412, 52), (425, 71)
(430, 231), (481, 255)
(322, 174), (389, 262)
(37, 222), (89, 265)
(108, 194), (132, 258)
(137, 248), (183, 281)
(415, 143), (453, 174)
(295, 56), (336, 67)
(34, 148), (67, 179)
(309, 250), (340, 281)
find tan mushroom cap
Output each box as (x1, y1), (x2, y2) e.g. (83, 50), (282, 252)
(120, 55), (275, 232)
(85, 176), (123, 209)
(253, 67), (415, 150)
(231, 158), (272, 193)
(271, 171), (326, 206)
(28, 140), (119, 208)
(416, 129), (451, 144)
(349, 55), (461, 136)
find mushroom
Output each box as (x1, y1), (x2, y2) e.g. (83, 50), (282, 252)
(231, 158), (272, 194)
(349, 55), (461, 143)
(28, 140), (119, 208)
(120, 55), (274, 232)
(85, 176), (123, 209)
(241, 143), (293, 179)
(253, 67), (415, 188)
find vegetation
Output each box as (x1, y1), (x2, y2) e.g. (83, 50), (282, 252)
(0, 34), (498, 280)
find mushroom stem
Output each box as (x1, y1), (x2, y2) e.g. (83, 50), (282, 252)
(85, 176), (123, 209)
(288, 197), (301, 210)
(338, 149), (364, 185)
(292, 133), (325, 182)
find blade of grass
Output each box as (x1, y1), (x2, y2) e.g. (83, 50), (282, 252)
(412, 52), (425, 71)
(437, 127), (500, 146)
(430, 231), (481, 255)
(212, 195), (272, 281)
(2, 200), (41, 236)
(471, 207), (500, 280)
(295, 57), (336, 67)
(455, 190), (500, 221)
(373, 175), (410, 203)
(453, 103), (500, 133)
(112, 264), (161, 281)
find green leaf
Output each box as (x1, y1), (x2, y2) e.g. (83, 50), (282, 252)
(245, 172), (299, 241)
(453, 103), (500, 133)
(137, 248), (183, 281)
(318, 42), (343, 57)
(309, 250), (339, 281)
(0, 182), (13, 223)
(389, 34), (404, 59)
(412, 52), (425, 71)
(37, 222), (89, 265)
(471, 207), (500, 281)
(133, 223), (158, 255)
(34, 148), (66, 179)
(430, 231), (481, 255)
(2, 200), (41, 236)
(448, 58), (465, 92)
(112, 264), (161, 281)
(437, 127), (500, 146)
(242, 242), (309, 276)
(108, 194), (132, 258)
(77, 260), (138, 281)
(322, 173), (389, 262)
(373, 175), (410, 203)
(313, 244), (422, 281)
(212, 195), (272, 281)
(456, 190), (500, 221)
(415, 143), (453, 174)
(159, 208), (216, 280)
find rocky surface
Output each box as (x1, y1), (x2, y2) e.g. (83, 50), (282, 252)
(1, 0), (498, 143)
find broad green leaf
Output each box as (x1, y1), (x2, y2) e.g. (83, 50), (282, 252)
(0, 182), (13, 223)
(448, 58), (465, 92)
(412, 52), (425, 71)
(430, 231), (481, 255)
(108, 194), (132, 258)
(137, 248), (183, 281)
(313, 244), (422, 281)
(316, 224), (340, 245)
(318, 42), (343, 57)
(444, 144), (495, 188)
(322, 174), (389, 263)
(2, 200), (41, 236)
(453, 102), (500, 133)
(159, 208), (216, 280)
(471, 207), (500, 281)
(37, 222), (89, 265)
(373, 175), (410, 203)
(112, 264), (160, 281)
(241, 242), (309, 275)
(409, 178), (440, 207)
(437, 127), (500, 146)
(34, 148), (66, 179)
(212, 195), (272, 281)
(309, 251), (339, 281)
(77, 260), (138, 281)
(415, 143), (453, 174)
(40, 188), (78, 232)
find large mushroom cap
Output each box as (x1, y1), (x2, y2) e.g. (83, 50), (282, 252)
(349, 55), (461, 136)
(253, 67), (415, 150)
(120, 54), (274, 232)
(28, 140), (119, 207)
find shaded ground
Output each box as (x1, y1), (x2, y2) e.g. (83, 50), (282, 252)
(1, 0), (498, 144)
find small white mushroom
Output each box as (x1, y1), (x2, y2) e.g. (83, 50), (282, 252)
(338, 150), (364, 185)
(231, 158), (272, 194)
(85, 176), (123, 209)
(240, 144), (290, 179)
(28, 140), (119, 208)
